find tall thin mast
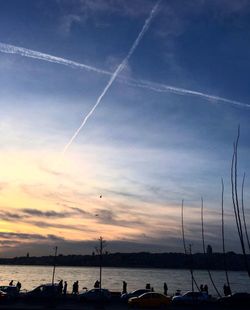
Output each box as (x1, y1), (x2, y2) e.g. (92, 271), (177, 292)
(201, 198), (221, 297)
(181, 200), (199, 291)
(231, 127), (250, 277)
(221, 178), (230, 287)
(52, 246), (58, 285)
(99, 236), (103, 290)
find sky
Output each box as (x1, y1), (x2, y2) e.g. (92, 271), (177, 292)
(0, 0), (250, 257)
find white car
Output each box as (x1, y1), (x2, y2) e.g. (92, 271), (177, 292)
(172, 291), (210, 304)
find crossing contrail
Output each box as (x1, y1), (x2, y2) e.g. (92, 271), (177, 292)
(1, 42), (248, 110)
(124, 78), (250, 109)
(0, 42), (111, 76)
(62, 0), (162, 154)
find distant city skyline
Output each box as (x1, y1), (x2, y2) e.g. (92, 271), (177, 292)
(0, 0), (250, 257)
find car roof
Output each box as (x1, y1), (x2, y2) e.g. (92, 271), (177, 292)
(132, 289), (149, 293)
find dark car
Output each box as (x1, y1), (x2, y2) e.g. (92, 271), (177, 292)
(218, 292), (250, 307)
(121, 289), (151, 302)
(0, 286), (19, 299)
(172, 291), (210, 305)
(0, 290), (7, 301)
(79, 288), (111, 302)
(128, 292), (171, 308)
(25, 284), (60, 300)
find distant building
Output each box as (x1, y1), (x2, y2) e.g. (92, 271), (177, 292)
(207, 244), (213, 255)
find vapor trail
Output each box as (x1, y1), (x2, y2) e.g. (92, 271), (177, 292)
(0, 42), (111, 76)
(125, 79), (250, 109)
(1, 42), (249, 110)
(62, 0), (162, 154)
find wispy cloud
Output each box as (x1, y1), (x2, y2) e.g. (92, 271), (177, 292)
(27, 220), (93, 232)
(0, 231), (64, 241)
(21, 208), (69, 218)
(94, 208), (144, 228)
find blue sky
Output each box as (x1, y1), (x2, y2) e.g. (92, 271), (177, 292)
(0, 0), (250, 257)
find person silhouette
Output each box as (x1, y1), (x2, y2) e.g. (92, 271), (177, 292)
(58, 280), (63, 294)
(204, 284), (208, 294)
(94, 280), (100, 288)
(63, 281), (67, 295)
(122, 281), (127, 294)
(72, 281), (79, 294)
(163, 282), (168, 295)
(16, 281), (21, 291)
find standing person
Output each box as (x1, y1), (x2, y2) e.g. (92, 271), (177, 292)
(204, 284), (208, 294)
(16, 281), (21, 291)
(63, 281), (67, 295)
(122, 281), (127, 294)
(72, 282), (76, 294)
(200, 284), (204, 292)
(145, 283), (151, 290)
(163, 282), (168, 295)
(58, 280), (63, 294)
(75, 281), (79, 294)
(94, 280), (100, 288)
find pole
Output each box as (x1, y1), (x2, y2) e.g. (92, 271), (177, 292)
(189, 244), (194, 293)
(181, 200), (200, 291)
(52, 246), (58, 285)
(99, 237), (103, 290)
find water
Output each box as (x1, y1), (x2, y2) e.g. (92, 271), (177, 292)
(0, 265), (249, 296)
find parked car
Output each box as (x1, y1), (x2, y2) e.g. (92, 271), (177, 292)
(128, 292), (171, 308)
(25, 284), (60, 300)
(172, 291), (210, 305)
(218, 292), (250, 307)
(0, 290), (8, 301)
(121, 289), (150, 302)
(79, 288), (111, 302)
(0, 286), (19, 298)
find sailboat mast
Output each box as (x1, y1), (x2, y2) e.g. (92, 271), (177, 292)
(52, 246), (58, 285)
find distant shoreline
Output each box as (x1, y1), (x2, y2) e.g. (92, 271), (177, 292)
(0, 252), (249, 271)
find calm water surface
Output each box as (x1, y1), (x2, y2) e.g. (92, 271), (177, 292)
(0, 265), (249, 296)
